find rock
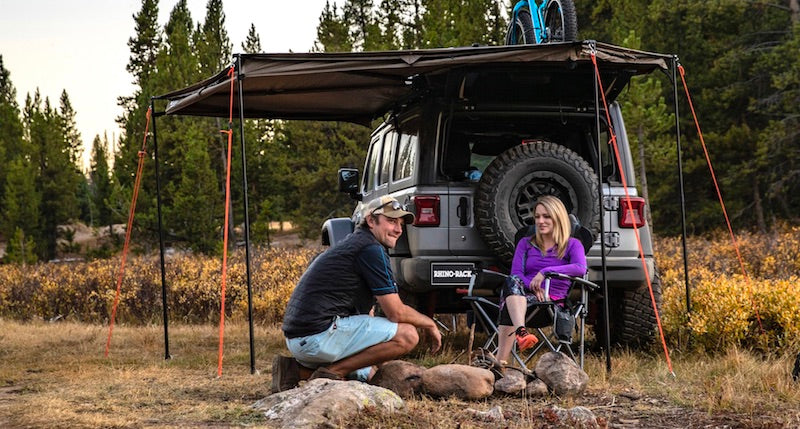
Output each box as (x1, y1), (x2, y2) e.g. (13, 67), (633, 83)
(253, 378), (404, 429)
(524, 378), (549, 397)
(494, 367), (527, 395)
(421, 364), (494, 400)
(546, 405), (599, 429)
(466, 405), (505, 422)
(619, 388), (642, 400)
(369, 360), (425, 398)
(534, 351), (588, 396)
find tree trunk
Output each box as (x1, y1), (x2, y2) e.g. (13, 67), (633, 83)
(753, 177), (766, 233)
(791, 0), (799, 24)
(637, 124), (654, 230)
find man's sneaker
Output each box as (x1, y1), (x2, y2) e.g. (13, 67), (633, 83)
(515, 327), (538, 352)
(270, 355), (301, 393)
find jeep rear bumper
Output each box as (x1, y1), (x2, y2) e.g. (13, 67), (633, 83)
(394, 255), (654, 293)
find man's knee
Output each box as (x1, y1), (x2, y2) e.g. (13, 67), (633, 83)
(392, 323), (419, 352)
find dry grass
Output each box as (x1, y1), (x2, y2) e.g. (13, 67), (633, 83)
(2, 320), (800, 428)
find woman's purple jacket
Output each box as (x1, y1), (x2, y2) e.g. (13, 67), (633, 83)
(510, 237), (588, 300)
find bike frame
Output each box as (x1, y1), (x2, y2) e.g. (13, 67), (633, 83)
(511, 0), (548, 44)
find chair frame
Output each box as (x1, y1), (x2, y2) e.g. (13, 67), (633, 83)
(463, 264), (598, 370)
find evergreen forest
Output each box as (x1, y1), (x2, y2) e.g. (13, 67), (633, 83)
(1, 0), (799, 262)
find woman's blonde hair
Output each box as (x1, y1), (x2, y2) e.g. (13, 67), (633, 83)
(532, 195), (571, 259)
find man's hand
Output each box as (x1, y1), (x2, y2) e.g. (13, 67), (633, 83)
(375, 294), (443, 353)
(425, 325), (442, 353)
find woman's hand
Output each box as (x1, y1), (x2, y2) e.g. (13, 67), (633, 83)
(529, 273), (546, 301)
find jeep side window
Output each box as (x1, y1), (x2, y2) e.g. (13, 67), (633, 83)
(363, 137), (382, 193)
(379, 130), (397, 186)
(597, 128), (617, 182)
(394, 120), (419, 181)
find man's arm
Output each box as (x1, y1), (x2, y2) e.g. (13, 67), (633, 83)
(375, 293), (442, 353)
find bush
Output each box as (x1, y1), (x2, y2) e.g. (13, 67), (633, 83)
(657, 224), (800, 352)
(0, 246), (319, 325)
(3, 224), (800, 353)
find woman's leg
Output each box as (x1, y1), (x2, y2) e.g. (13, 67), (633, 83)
(497, 295), (528, 363)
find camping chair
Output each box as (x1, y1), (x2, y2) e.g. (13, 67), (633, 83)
(462, 215), (598, 370)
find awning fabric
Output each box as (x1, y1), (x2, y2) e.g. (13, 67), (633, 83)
(159, 41), (671, 125)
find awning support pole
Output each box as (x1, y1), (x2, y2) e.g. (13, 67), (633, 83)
(151, 98), (171, 360)
(589, 41), (612, 373)
(235, 54), (257, 374)
(672, 57), (692, 338)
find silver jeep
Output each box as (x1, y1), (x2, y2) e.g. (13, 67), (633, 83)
(321, 43), (666, 346)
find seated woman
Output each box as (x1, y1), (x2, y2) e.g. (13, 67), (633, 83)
(495, 195), (588, 366)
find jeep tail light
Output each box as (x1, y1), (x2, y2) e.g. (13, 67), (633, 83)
(619, 196), (646, 228)
(413, 196), (440, 226)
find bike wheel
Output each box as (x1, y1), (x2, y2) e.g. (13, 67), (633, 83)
(543, 0), (578, 42)
(504, 7), (535, 45)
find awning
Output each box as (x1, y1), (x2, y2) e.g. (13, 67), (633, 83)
(159, 41), (671, 125)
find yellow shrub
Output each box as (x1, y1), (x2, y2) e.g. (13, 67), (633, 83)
(0, 246), (319, 325)
(2, 223), (799, 354)
(656, 224), (800, 352)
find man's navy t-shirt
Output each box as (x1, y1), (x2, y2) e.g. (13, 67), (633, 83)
(282, 226), (399, 338)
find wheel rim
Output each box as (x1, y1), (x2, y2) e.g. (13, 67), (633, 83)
(510, 171), (577, 227)
(545, 2), (565, 42)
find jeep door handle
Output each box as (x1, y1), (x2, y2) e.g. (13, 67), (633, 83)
(457, 197), (469, 226)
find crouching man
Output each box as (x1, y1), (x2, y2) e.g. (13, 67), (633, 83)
(272, 196), (442, 392)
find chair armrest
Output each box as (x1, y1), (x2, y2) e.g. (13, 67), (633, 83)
(467, 268), (508, 296)
(543, 272), (599, 292)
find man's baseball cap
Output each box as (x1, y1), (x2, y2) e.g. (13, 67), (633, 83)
(364, 196), (415, 224)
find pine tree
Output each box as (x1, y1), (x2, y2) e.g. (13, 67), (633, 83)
(400, 0), (424, 49)
(0, 55), (24, 226)
(241, 23), (261, 53)
(315, 1), (353, 52)
(376, 0), (402, 50)
(90, 134), (114, 233)
(26, 91), (82, 259)
(277, 120), (369, 238)
(59, 90), (83, 166)
(1, 158), (40, 248)
(167, 132), (220, 253)
(116, 0), (161, 190)
(753, 21), (800, 223)
(343, 0), (376, 50)
(196, 0), (232, 76)
(197, 0), (236, 246)
(3, 227), (37, 265)
(113, 0), (162, 250)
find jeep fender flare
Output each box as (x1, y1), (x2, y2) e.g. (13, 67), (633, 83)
(321, 217), (354, 246)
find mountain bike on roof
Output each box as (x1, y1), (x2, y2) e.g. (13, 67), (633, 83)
(505, 0), (578, 45)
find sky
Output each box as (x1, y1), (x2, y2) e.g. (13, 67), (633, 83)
(0, 0), (339, 170)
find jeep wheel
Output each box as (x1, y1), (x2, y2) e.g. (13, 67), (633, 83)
(597, 268), (662, 347)
(475, 140), (599, 263)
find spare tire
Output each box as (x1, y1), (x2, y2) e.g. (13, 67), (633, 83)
(475, 140), (599, 263)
